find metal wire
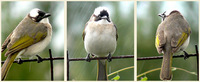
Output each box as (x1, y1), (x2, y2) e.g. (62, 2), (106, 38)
(137, 54), (197, 60)
(67, 50), (69, 81)
(195, 45), (199, 80)
(49, 49), (54, 81)
(1, 57), (64, 64)
(68, 55), (134, 61)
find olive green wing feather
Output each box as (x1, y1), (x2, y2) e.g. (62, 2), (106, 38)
(170, 18), (191, 52)
(171, 27), (191, 52)
(5, 20), (48, 56)
(155, 23), (166, 54)
(1, 32), (13, 53)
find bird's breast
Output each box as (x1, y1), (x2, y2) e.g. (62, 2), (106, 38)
(84, 23), (117, 57)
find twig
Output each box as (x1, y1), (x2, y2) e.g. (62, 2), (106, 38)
(172, 67), (197, 75)
(107, 66), (134, 77)
(137, 67), (197, 79)
(137, 67), (161, 78)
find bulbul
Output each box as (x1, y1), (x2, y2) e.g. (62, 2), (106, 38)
(82, 7), (118, 80)
(1, 8), (52, 80)
(155, 10), (191, 80)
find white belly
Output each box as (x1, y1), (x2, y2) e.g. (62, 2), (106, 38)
(84, 23), (117, 57)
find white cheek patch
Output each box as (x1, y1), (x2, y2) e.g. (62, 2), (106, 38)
(29, 8), (40, 18)
(40, 18), (50, 24)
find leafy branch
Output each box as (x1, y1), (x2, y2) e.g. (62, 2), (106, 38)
(108, 66), (134, 77)
(107, 66), (134, 80)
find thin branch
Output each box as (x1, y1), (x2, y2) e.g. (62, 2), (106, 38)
(107, 66), (134, 77)
(137, 67), (197, 79)
(68, 55), (134, 61)
(172, 67), (197, 75)
(137, 67), (161, 78)
(1, 57), (64, 64)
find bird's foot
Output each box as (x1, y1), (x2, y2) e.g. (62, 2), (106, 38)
(36, 55), (43, 63)
(17, 58), (23, 64)
(183, 51), (189, 60)
(86, 53), (91, 62)
(107, 53), (112, 62)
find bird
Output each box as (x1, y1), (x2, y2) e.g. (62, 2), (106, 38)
(82, 6), (118, 80)
(1, 8), (52, 80)
(155, 10), (191, 80)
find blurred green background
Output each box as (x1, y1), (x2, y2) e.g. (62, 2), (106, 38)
(137, 1), (199, 81)
(1, 1), (64, 80)
(67, 1), (134, 80)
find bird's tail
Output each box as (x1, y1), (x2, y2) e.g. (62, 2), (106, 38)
(160, 50), (173, 80)
(97, 60), (107, 80)
(1, 53), (18, 80)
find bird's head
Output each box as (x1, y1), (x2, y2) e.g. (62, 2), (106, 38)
(93, 7), (111, 22)
(28, 8), (51, 23)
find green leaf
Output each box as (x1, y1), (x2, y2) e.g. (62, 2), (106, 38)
(140, 76), (148, 81)
(111, 75), (120, 81)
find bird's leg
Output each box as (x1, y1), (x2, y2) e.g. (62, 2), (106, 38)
(86, 53), (91, 62)
(17, 58), (23, 64)
(183, 51), (189, 60)
(36, 55), (43, 63)
(107, 52), (112, 62)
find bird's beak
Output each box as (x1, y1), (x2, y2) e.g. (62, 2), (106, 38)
(158, 11), (166, 17)
(158, 14), (162, 17)
(43, 13), (51, 18)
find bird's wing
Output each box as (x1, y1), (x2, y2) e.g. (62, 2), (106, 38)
(1, 32), (13, 53)
(170, 18), (191, 53)
(4, 19), (48, 56)
(114, 24), (118, 41)
(155, 23), (166, 54)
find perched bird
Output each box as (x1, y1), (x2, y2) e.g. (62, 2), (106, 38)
(1, 8), (52, 80)
(155, 10), (191, 80)
(82, 7), (118, 80)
